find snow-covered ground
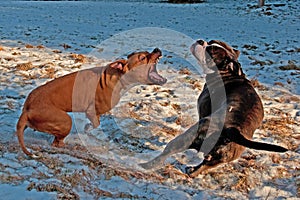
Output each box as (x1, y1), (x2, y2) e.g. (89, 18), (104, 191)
(0, 0), (299, 199)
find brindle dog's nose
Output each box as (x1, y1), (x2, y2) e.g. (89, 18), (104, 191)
(197, 40), (205, 45)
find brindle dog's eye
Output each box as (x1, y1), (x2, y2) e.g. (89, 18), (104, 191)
(211, 46), (217, 51)
(208, 46), (220, 54)
(207, 46), (214, 54)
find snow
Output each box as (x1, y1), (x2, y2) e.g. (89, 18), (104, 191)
(0, 0), (299, 199)
(0, 183), (56, 200)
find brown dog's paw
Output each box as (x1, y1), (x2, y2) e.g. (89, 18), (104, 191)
(84, 123), (93, 133)
(52, 138), (65, 148)
(30, 152), (43, 159)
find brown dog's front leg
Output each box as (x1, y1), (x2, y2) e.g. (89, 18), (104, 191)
(84, 111), (100, 133)
(86, 111), (100, 129)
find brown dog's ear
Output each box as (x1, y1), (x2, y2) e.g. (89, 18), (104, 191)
(127, 52), (135, 59)
(109, 59), (128, 72)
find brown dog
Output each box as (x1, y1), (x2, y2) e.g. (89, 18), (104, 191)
(16, 48), (166, 158)
(140, 40), (287, 177)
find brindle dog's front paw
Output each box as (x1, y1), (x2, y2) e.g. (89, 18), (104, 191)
(185, 166), (195, 175)
(84, 123), (94, 133)
(185, 165), (204, 178)
(139, 162), (152, 170)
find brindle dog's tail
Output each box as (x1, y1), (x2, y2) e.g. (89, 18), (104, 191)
(225, 127), (288, 152)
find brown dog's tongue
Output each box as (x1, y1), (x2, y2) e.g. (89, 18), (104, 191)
(149, 71), (167, 85)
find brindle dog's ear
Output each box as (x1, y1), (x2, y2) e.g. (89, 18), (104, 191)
(215, 40), (240, 61)
(109, 59), (128, 72)
(227, 62), (244, 76)
(233, 49), (240, 60)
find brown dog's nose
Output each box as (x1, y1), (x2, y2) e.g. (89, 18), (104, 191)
(197, 40), (205, 45)
(152, 48), (162, 56)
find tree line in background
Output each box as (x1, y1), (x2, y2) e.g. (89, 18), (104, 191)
(166, 0), (266, 7)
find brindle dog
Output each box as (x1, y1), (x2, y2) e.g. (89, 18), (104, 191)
(140, 40), (287, 177)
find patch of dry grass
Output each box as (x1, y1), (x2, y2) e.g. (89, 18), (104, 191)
(15, 62), (34, 71)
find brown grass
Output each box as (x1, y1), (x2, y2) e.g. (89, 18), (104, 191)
(274, 82), (284, 87)
(69, 53), (86, 63)
(160, 125), (179, 136)
(37, 45), (45, 49)
(171, 103), (181, 111)
(15, 62), (34, 71)
(250, 78), (266, 90)
(261, 108), (298, 150)
(27, 182), (80, 199)
(160, 164), (190, 180)
(3, 57), (16, 62)
(12, 51), (21, 56)
(179, 68), (192, 75)
(25, 44), (34, 48)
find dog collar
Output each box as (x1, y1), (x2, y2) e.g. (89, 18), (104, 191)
(218, 58), (244, 77)
(210, 43), (227, 50)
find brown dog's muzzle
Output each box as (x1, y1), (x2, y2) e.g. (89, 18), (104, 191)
(147, 48), (167, 85)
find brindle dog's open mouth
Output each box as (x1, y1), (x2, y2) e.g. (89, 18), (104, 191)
(148, 48), (167, 85)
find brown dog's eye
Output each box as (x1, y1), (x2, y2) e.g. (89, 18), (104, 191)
(139, 55), (147, 61)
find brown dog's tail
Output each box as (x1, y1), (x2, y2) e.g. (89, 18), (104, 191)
(16, 112), (40, 158)
(225, 127), (288, 152)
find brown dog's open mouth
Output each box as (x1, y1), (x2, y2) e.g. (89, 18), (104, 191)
(148, 63), (167, 85)
(148, 48), (167, 85)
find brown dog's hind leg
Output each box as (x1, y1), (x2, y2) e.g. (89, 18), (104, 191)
(28, 109), (72, 148)
(50, 112), (72, 147)
(52, 136), (67, 147)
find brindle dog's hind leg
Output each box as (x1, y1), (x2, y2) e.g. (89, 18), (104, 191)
(139, 118), (211, 170)
(140, 107), (225, 170)
(186, 157), (223, 178)
(139, 123), (199, 170)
